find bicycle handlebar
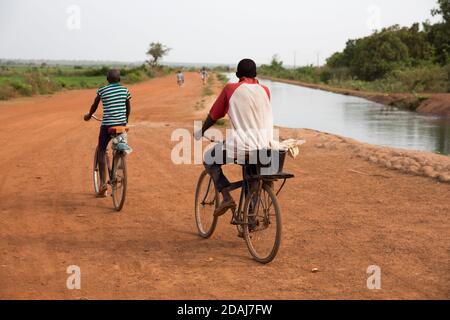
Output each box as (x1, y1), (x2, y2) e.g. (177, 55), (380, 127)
(91, 115), (102, 122)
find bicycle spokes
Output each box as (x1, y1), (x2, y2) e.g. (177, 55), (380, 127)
(243, 185), (281, 264)
(195, 172), (219, 238)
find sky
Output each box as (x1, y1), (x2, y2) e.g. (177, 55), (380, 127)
(0, 0), (441, 66)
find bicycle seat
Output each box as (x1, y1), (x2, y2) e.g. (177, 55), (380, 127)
(108, 126), (129, 135)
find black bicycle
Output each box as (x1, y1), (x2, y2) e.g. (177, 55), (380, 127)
(91, 115), (128, 211)
(194, 140), (294, 264)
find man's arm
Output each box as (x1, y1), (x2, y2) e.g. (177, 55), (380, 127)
(125, 99), (131, 123)
(84, 95), (101, 121)
(194, 86), (229, 140)
(201, 114), (216, 135)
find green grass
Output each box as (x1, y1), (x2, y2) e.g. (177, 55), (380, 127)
(0, 75), (25, 85)
(0, 64), (158, 100)
(54, 76), (106, 89)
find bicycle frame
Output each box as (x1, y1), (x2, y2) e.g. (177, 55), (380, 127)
(201, 136), (293, 225)
(91, 114), (126, 185)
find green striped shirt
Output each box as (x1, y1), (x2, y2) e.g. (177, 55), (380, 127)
(97, 83), (131, 126)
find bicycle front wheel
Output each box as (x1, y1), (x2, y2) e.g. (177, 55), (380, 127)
(194, 170), (219, 238)
(111, 153), (127, 211)
(243, 183), (282, 264)
(93, 147), (100, 194)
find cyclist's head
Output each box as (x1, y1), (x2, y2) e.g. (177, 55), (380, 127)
(107, 69), (121, 83)
(236, 58), (257, 79)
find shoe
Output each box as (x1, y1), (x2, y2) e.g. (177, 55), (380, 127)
(96, 185), (108, 198)
(214, 199), (236, 217)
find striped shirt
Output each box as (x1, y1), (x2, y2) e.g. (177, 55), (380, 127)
(97, 83), (131, 126)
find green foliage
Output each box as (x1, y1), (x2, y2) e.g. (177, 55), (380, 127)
(0, 84), (16, 100)
(260, 0), (450, 93)
(327, 25), (433, 80)
(432, 0), (450, 23)
(9, 80), (33, 96)
(326, 1), (450, 81)
(0, 64), (155, 100)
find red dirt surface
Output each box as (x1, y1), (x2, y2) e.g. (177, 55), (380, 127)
(0, 73), (449, 299)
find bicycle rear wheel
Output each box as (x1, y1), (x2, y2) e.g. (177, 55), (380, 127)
(243, 183), (282, 264)
(93, 147), (100, 194)
(111, 152), (127, 211)
(194, 170), (219, 238)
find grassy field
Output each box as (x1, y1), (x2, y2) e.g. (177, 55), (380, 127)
(0, 64), (169, 100)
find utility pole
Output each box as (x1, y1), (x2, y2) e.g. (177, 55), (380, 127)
(316, 52), (320, 68)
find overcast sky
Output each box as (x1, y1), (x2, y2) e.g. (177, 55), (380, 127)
(0, 0), (440, 66)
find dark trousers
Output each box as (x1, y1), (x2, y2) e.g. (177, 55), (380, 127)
(97, 124), (125, 186)
(203, 144), (260, 193)
(203, 144), (232, 193)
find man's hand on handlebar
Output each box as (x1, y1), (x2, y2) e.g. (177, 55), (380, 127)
(194, 130), (203, 141)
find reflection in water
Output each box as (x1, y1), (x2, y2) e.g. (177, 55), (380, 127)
(257, 78), (450, 155)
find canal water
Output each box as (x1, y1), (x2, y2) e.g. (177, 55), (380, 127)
(226, 74), (450, 155)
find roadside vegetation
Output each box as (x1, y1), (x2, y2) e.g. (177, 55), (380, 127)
(0, 41), (176, 101)
(0, 64), (161, 100)
(259, 0), (450, 94)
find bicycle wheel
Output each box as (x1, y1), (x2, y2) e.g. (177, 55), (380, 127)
(194, 170), (219, 238)
(243, 183), (282, 264)
(93, 147), (101, 194)
(111, 152), (127, 211)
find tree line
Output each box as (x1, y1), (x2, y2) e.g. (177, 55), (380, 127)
(259, 0), (450, 93)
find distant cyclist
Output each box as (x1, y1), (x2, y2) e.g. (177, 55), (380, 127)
(200, 68), (208, 85)
(176, 70), (185, 87)
(84, 69), (131, 197)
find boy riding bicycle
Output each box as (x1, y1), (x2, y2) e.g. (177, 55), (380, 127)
(84, 69), (131, 197)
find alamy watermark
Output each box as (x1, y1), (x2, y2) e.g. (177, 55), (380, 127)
(66, 5), (81, 31)
(366, 5), (382, 31)
(66, 265), (81, 290)
(367, 265), (381, 290)
(171, 121), (282, 174)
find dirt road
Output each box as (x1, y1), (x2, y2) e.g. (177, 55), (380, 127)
(0, 73), (449, 299)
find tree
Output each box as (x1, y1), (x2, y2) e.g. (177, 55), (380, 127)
(270, 55), (283, 69)
(427, 0), (450, 64)
(146, 42), (171, 67)
(432, 0), (450, 24)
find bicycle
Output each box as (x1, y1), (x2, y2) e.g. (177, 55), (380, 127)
(90, 115), (128, 211)
(194, 138), (294, 264)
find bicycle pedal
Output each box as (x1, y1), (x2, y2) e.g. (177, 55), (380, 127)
(230, 218), (244, 225)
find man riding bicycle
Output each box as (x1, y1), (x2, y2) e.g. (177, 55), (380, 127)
(176, 70), (185, 86)
(195, 59), (273, 217)
(84, 69), (131, 197)
(200, 68), (208, 84)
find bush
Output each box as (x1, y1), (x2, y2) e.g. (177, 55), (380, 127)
(123, 70), (146, 84)
(0, 84), (16, 100)
(385, 65), (448, 92)
(10, 80), (33, 96)
(25, 71), (60, 94)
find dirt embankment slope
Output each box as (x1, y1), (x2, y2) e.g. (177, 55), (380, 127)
(261, 76), (450, 117)
(0, 73), (449, 299)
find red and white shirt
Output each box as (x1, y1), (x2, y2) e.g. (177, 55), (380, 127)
(209, 77), (274, 155)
